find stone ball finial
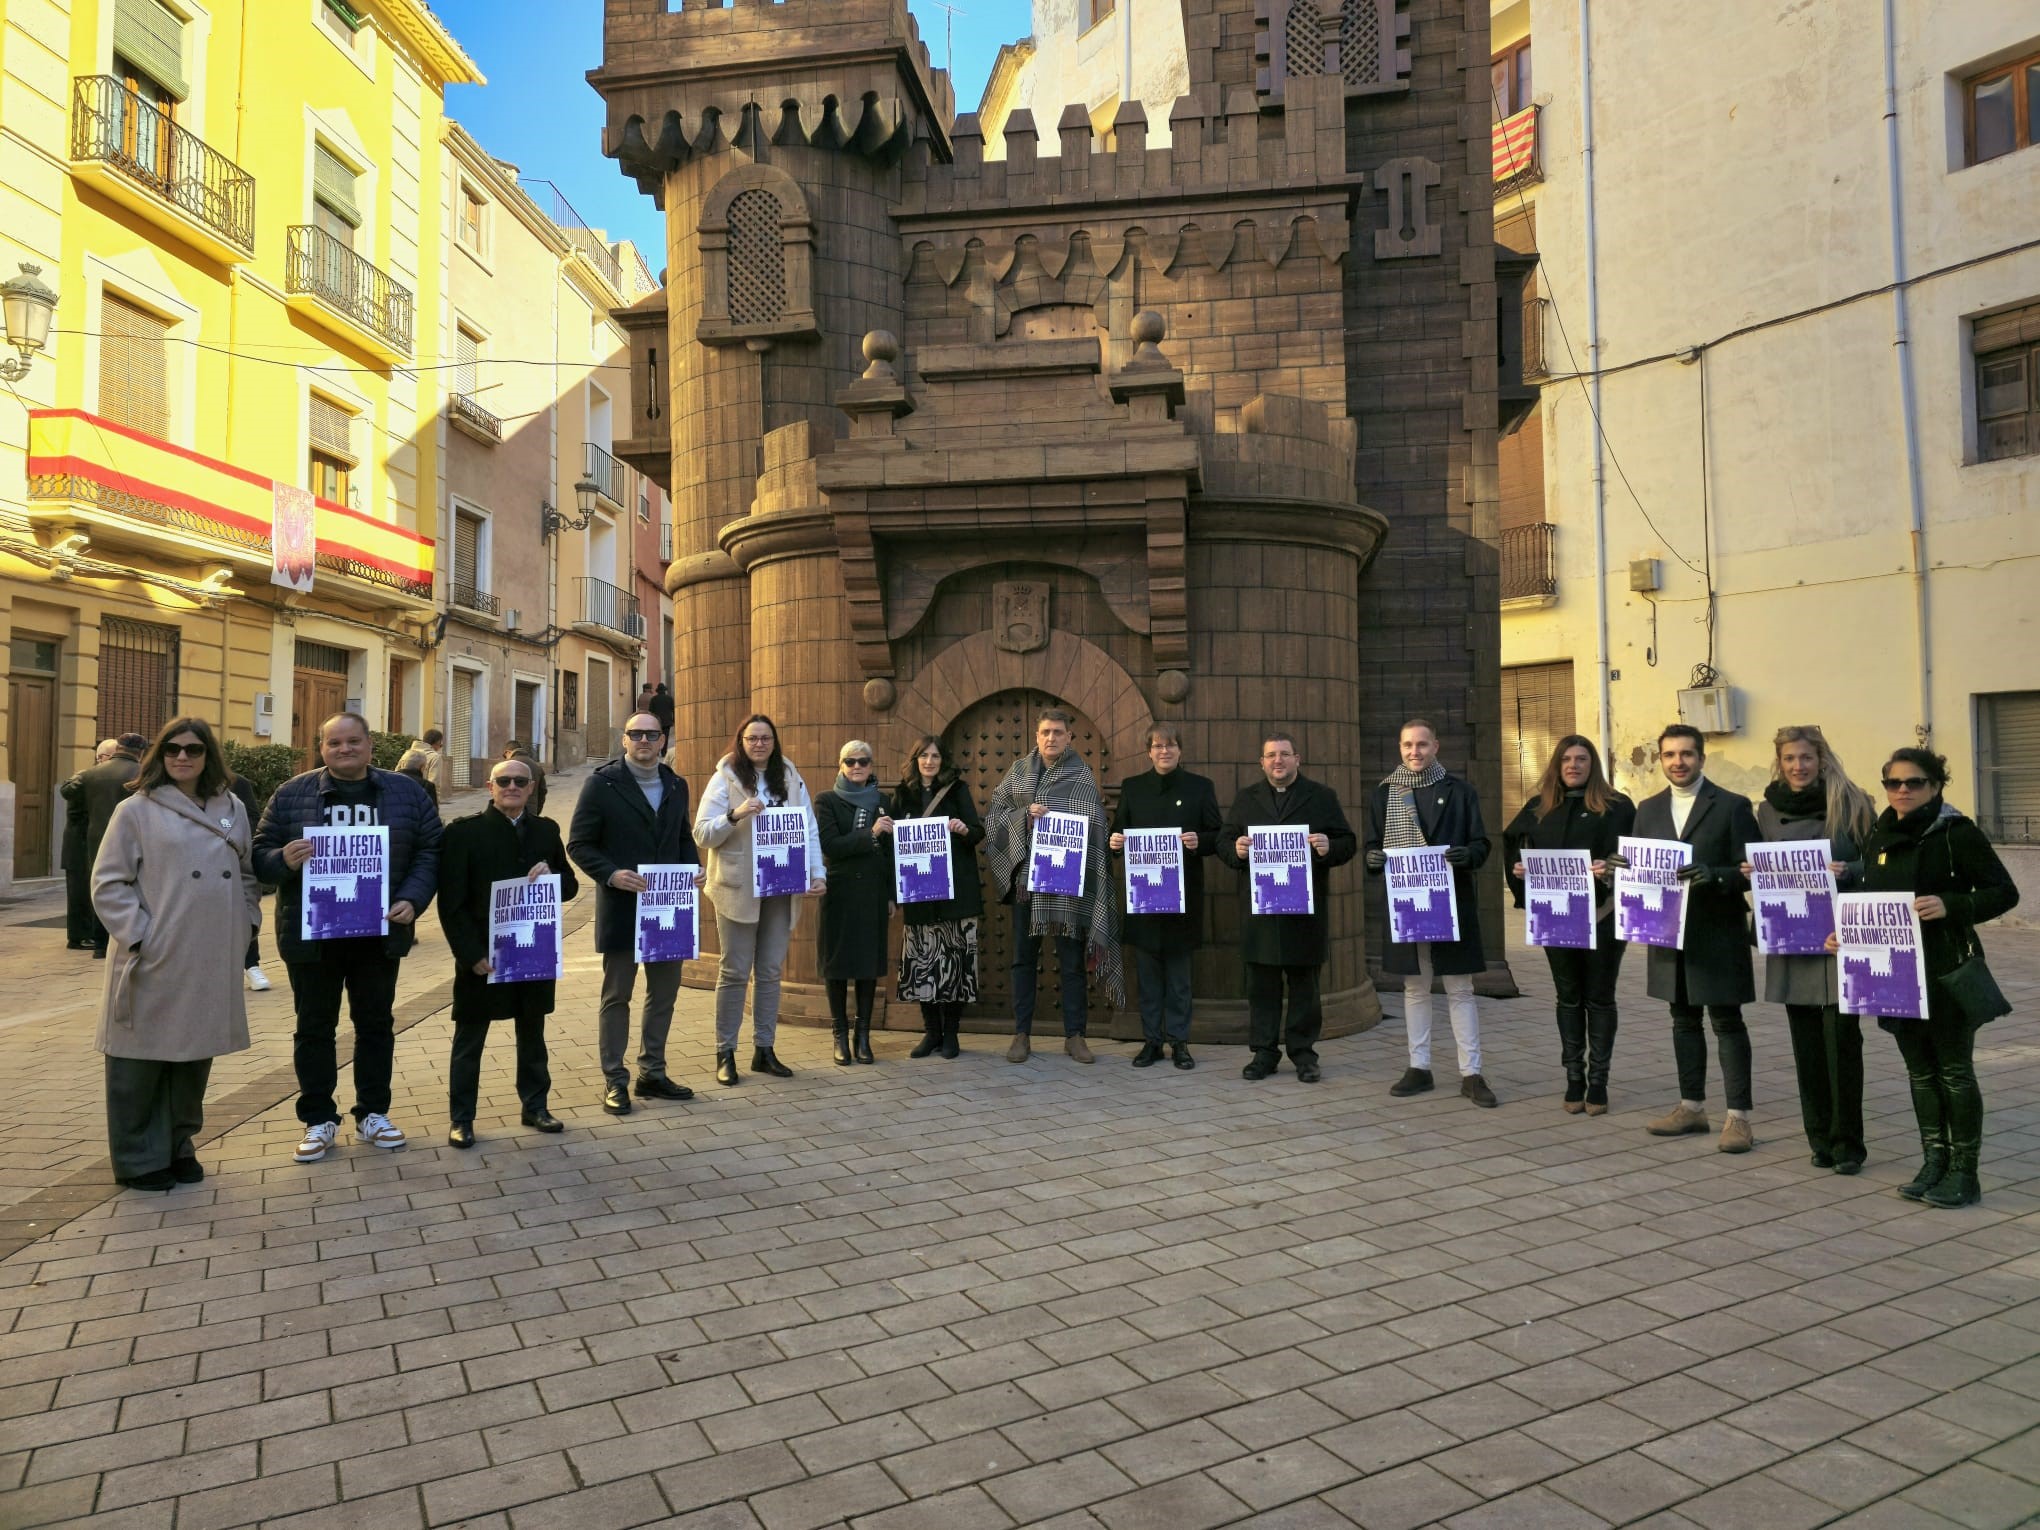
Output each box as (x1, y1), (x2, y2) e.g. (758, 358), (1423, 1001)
(861, 329), (900, 381)
(862, 677), (897, 711)
(1130, 310), (1167, 367)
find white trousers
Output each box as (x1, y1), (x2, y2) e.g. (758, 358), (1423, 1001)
(1403, 944), (1481, 1073)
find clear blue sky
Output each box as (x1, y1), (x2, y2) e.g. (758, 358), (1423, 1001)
(432, 0), (1023, 268)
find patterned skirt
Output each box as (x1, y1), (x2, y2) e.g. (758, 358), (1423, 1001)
(898, 919), (980, 1003)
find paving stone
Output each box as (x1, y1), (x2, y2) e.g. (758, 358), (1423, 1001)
(1204, 1438), (1358, 1510)
(1322, 1461), (1480, 1530)
(1428, 1428), (1575, 1498)
(1093, 1471), (1252, 1530)
(983, 1450), (1139, 1523)
(751, 1462), (907, 1530)
(1543, 1453), (1703, 1524)
(1895, 1460), (2040, 1530)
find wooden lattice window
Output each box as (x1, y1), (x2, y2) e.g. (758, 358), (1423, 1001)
(1340, 0), (1381, 89)
(99, 292), (171, 438)
(1258, 0), (1406, 102)
(98, 616), (181, 742)
(698, 166), (817, 347)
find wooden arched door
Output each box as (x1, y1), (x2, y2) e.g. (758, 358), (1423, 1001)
(943, 689), (1111, 1021)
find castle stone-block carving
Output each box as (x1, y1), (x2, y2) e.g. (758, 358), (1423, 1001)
(591, 0), (1515, 1036)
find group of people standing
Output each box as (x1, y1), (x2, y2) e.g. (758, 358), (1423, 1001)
(78, 700), (2018, 1212)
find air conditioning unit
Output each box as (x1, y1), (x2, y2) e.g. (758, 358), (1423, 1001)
(503, 608), (521, 632)
(1677, 684), (1738, 736)
(253, 692), (275, 738)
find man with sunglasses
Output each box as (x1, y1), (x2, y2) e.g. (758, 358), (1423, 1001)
(569, 712), (703, 1114)
(437, 760), (579, 1146)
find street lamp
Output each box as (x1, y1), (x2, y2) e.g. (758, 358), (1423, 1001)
(541, 477), (604, 540)
(0, 262), (57, 382)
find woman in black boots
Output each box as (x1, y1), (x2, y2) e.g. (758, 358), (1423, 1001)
(1848, 747), (2018, 1208)
(1505, 735), (1634, 1115)
(890, 735), (984, 1059)
(816, 741), (895, 1065)
(1750, 726), (1875, 1174)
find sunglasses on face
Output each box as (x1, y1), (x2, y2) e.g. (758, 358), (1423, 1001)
(162, 742), (207, 759)
(841, 757), (871, 768)
(1882, 776), (1931, 791)
(624, 729), (662, 741)
(493, 775), (532, 787)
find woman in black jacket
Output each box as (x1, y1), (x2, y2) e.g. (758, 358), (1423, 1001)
(1846, 747), (2019, 1208)
(815, 740), (895, 1065)
(889, 735), (984, 1060)
(1505, 736), (1635, 1115)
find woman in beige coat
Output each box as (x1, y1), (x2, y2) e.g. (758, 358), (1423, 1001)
(91, 718), (259, 1191)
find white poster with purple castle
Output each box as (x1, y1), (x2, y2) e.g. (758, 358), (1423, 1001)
(1837, 892), (1930, 1019)
(489, 874), (562, 984)
(1249, 825), (1313, 916)
(1524, 848), (1596, 950)
(1028, 810), (1089, 898)
(634, 864), (700, 964)
(894, 817), (955, 906)
(1751, 839), (1837, 957)
(1123, 828), (1185, 916)
(1384, 846), (1460, 944)
(1613, 835), (1691, 949)
(301, 825), (388, 941)
(752, 806), (811, 898)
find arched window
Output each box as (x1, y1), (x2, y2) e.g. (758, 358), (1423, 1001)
(698, 166), (817, 347)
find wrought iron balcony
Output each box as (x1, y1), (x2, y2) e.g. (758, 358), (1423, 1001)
(584, 441), (628, 511)
(70, 75), (255, 262)
(318, 551), (432, 602)
(451, 580), (499, 616)
(520, 178), (623, 291)
(449, 391), (502, 444)
(1500, 522), (1557, 603)
(1522, 296), (1552, 380)
(578, 575), (641, 637)
(285, 224), (414, 362)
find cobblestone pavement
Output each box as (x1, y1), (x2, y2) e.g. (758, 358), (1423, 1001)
(2, 829), (2036, 1529)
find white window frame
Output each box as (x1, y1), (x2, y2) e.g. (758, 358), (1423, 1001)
(303, 111), (378, 267)
(313, 0), (377, 81)
(300, 369), (373, 515)
(455, 176), (492, 267)
(84, 261), (198, 448)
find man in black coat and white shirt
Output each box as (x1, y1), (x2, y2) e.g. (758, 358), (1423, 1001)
(568, 712), (701, 1115)
(1218, 731), (1358, 1083)
(1623, 723), (1762, 1154)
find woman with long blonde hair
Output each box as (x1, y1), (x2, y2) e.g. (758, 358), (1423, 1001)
(1748, 725), (1877, 1173)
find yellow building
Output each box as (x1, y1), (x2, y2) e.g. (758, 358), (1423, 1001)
(0, 0), (480, 888)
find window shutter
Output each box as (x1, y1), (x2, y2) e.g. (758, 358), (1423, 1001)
(1973, 301), (2040, 355)
(323, 0), (370, 32)
(313, 145), (363, 229)
(113, 0), (188, 100)
(454, 512), (481, 589)
(308, 395), (356, 462)
(99, 293), (171, 439)
(453, 328), (479, 398)
(1980, 692), (2040, 829)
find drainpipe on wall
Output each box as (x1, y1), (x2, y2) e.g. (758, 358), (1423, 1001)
(1882, 0), (1932, 745)
(1579, 0), (1613, 769)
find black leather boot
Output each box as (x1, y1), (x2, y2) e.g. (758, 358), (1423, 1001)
(940, 1005), (961, 1059)
(833, 1022), (853, 1066)
(1924, 1146), (1980, 1208)
(1556, 1004), (1587, 1111)
(910, 1003), (941, 1058)
(752, 1046), (794, 1078)
(716, 1049), (739, 1087)
(1584, 1004), (1617, 1115)
(853, 1018), (875, 1065)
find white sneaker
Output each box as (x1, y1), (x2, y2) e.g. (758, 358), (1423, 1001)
(357, 1113), (406, 1150)
(294, 1121), (338, 1163)
(245, 965), (271, 992)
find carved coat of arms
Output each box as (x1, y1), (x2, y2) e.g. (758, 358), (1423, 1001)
(993, 581), (1049, 653)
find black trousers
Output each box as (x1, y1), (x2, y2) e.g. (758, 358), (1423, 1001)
(66, 848), (95, 946)
(287, 944), (400, 1125)
(1012, 930), (1087, 1036)
(104, 1056), (211, 1179)
(1547, 933), (1625, 1090)
(1890, 1013), (1983, 1165)
(1133, 947), (1194, 1044)
(449, 1005), (551, 1125)
(1669, 1002), (1752, 1111)
(1246, 962), (1322, 1064)
(1785, 1003), (1864, 1163)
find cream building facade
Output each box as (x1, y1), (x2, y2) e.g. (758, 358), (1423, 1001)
(1492, 0), (2040, 861)
(977, 0), (1189, 155)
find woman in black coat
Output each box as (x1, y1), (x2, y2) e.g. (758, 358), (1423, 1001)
(1846, 747), (2019, 1209)
(816, 739), (895, 1065)
(1504, 735), (1635, 1115)
(438, 763), (579, 1147)
(1109, 724), (1223, 1069)
(890, 735), (984, 1060)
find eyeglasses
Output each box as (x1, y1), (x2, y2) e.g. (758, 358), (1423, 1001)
(493, 775), (532, 787)
(1881, 776), (1931, 791)
(624, 729), (662, 741)
(841, 757), (871, 768)
(162, 742), (207, 759)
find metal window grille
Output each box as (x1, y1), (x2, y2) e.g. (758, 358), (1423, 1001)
(308, 394), (355, 461)
(725, 190), (784, 326)
(99, 293), (171, 438)
(294, 639), (351, 675)
(97, 616), (181, 742)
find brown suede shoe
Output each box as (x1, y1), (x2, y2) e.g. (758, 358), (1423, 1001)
(1718, 1115), (1753, 1154)
(1065, 1034), (1095, 1064)
(1647, 1103), (1710, 1137)
(1006, 1033), (1031, 1063)
(1563, 1099), (1586, 1115)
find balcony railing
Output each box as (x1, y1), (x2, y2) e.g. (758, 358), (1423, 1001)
(585, 441), (628, 509)
(71, 75), (255, 256)
(449, 391), (502, 443)
(1500, 522), (1557, 602)
(578, 575), (641, 636)
(451, 580), (499, 616)
(316, 551), (433, 601)
(286, 224), (414, 358)
(520, 178), (623, 291)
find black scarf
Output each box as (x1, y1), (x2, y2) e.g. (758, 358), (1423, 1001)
(1878, 797), (1941, 839)
(1764, 779), (1825, 819)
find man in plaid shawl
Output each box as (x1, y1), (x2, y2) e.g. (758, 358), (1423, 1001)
(984, 709), (1123, 1064)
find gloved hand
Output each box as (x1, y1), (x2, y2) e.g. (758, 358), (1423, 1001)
(1365, 849), (1387, 870)
(1675, 861), (1716, 887)
(1602, 852), (1630, 871)
(1442, 846), (1474, 867)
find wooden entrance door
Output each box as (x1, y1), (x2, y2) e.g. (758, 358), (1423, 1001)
(7, 668), (58, 879)
(1501, 661), (1576, 816)
(943, 689), (1110, 1019)
(586, 658), (611, 757)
